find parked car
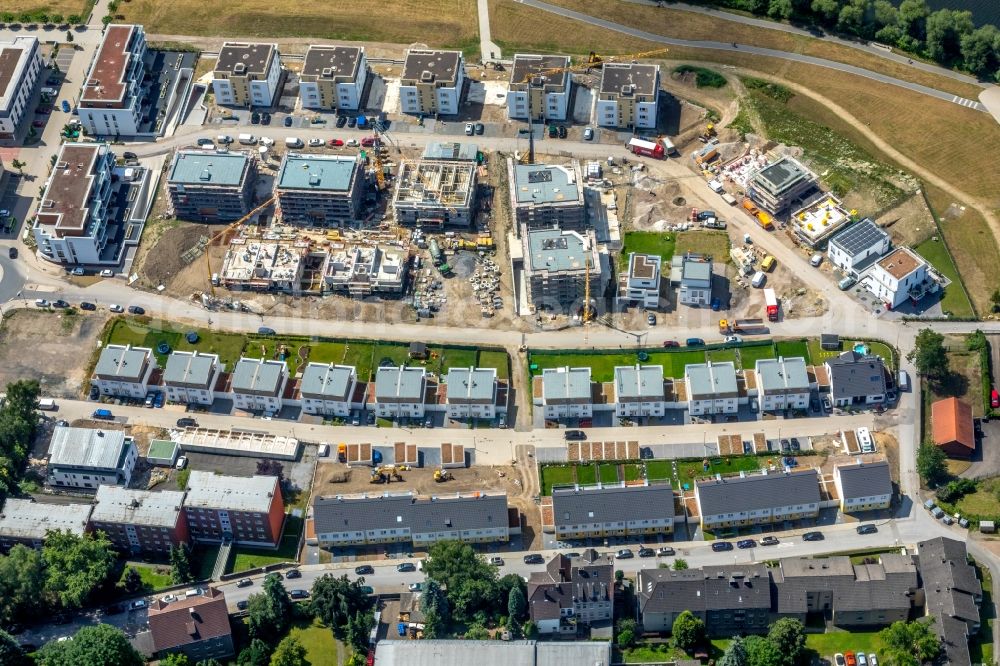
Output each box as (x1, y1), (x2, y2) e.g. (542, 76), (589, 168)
(712, 541), (734, 551)
(32, 120), (45, 128)
(868, 654), (878, 666)
(329, 138), (344, 146)
(810, 253), (823, 266)
(857, 653), (868, 666)
(838, 276), (857, 290)
(261, 112), (272, 125)
(8, 247), (17, 259)
(408, 582), (422, 592)
(475, 123), (484, 135)
(196, 137), (214, 147)
(856, 524), (878, 535)
(638, 547), (655, 558)
(175, 456), (188, 470)
(802, 531), (824, 541)
(615, 549), (634, 559)
(845, 651), (857, 666)
(250, 112), (260, 124)
(834, 655), (846, 666)
(360, 136), (375, 147)
(89, 386), (100, 400)
(284, 116), (293, 127)
(557, 125), (567, 138)
(308, 138), (324, 147)
(396, 563), (416, 572)
(129, 599), (147, 610)
(583, 126), (594, 140)
(737, 539), (756, 549)
(236, 578), (253, 588)
(647, 313), (656, 325)
(289, 589), (309, 600)
(34, 299), (49, 308)
(724, 335), (742, 344)
(359, 586), (374, 595)
(336, 115), (348, 128)
(160, 594), (177, 604)
(761, 536), (780, 546)
(346, 138), (359, 147)
(465, 123), (474, 135)
(992, 388), (999, 408)
(176, 417), (198, 428)
(564, 429), (586, 441)
(127, 305), (145, 315)
(80, 301), (96, 311)
(686, 338), (705, 347)
(488, 556), (504, 566)
(523, 554), (544, 564)
(822, 395), (833, 412)
(100, 269), (115, 277)
(53, 299), (69, 308)
(662, 340), (680, 348)
(355, 565), (374, 575)
(657, 547), (675, 556)
(236, 600), (249, 610)
(347, 116), (357, 128)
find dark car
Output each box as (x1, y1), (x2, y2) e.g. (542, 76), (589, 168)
(236, 578), (253, 587)
(89, 385), (100, 400)
(638, 547), (655, 558)
(262, 112), (271, 125)
(558, 125), (567, 138)
(396, 563), (416, 572)
(8, 247), (17, 259)
(661, 340), (680, 347)
(283, 116), (293, 127)
(127, 305), (145, 315)
(802, 531), (824, 541)
(761, 536), (780, 546)
(523, 554), (544, 564)
(564, 552), (581, 558)
(564, 429), (586, 441)
(32, 119), (45, 127)
(686, 338), (706, 347)
(712, 541), (734, 551)
(348, 116), (357, 128)
(657, 546), (675, 556)
(53, 299), (69, 308)
(856, 524), (878, 535)
(289, 589), (309, 600)
(336, 115), (348, 128)
(475, 122), (485, 135)
(258, 326), (276, 335)
(176, 417), (198, 428)
(122, 151), (138, 161)
(615, 548), (634, 560)
(285, 569), (302, 579)
(250, 112), (260, 125)
(737, 539), (756, 549)
(355, 565), (375, 575)
(236, 600), (249, 610)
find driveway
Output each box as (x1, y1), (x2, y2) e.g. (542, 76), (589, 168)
(961, 418), (1000, 480)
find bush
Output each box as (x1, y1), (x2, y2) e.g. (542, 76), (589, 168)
(742, 76), (794, 102)
(674, 65), (727, 88)
(937, 478), (977, 503)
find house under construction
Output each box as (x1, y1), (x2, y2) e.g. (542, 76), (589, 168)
(392, 159), (476, 227)
(220, 238), (309, 292)
(324, 243), (409, 297)
(522, 227), (606, 313)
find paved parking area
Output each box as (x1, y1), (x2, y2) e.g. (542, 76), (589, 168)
(961, 418), (1000, 480)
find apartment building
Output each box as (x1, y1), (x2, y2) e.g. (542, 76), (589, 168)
(393, 159), (477, 226)
(670, 253), (713, 306)
(183, 471), (285, 547)
(528, 550), (613, 635)
(694, 469), (820, 530)
(167, 150), (257, 222)
(230, 357), (288, 413)
(535, 366), (593, 420)
(323, 243), (407, 296)
(0, 36), (43, 141)
(685, 361), (738, 416)
(163, 351), (222, 405)
(595, 63), (659, 129)
(825, 350), (888, 407)
(92, 343), (156, 399)
(275, 153), (366, 226)
(867, 246), (931, 309)
(551, 483), (674, 540)
(78, 24), (148, 136)
(147, 588), (234, 662)
(375, 641), (611, 666)
(508, 54), (572, 121)
(220, 238), (306, 292)
(0, 498), (92, 551)
(747, 157), (818, 216)
(507, 160), (585, 232)
(212, 42), (281, 108)
(47, 426), (138, 489)
(613, 364), (665, 418)
(619, 253), (661, 308)
(299, 45), (368, 111)
(310, 491), (510, 548)
(373, 366), (427, 418)
(90, 486), (189, 554)
(399, 49), (465, 116)
(755, 356), (810, 411)
(444, 367), (499, 419)
(833, 460), (893, 512)
(523, 227), (605, 313)
(827, 218), (891, 276)
(918, 537), (981, 666)
(299, 362), (363, 417)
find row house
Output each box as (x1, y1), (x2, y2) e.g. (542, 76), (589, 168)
(373, 366), (428, 418)
(299, 362), (364, 417)
(685, 361), (738, 416)
(92, 344), (157, 399)
(833, 459), (893, 512)
(162, 351), (222, 405)
(551, 483), (674, 541)
(90, 486), (189, 554)
(534, 366), (593, 420)
(918, 537), (982, 666)
(47, 425), (138, 489)
(528, 550), (613, 635)
(755, 356), (810, 411)
(444, 367), (499, 419)
(613, 364), (665, 418)
(230, 357), (288, 413)
(694, 469), (820, 530)
(182, 471), (285, 547)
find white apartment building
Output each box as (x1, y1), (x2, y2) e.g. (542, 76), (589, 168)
(755, 356), (810, 412)
(299, 362), (363, 417)
(867, 246), (930, 310)
(373, 366), (427, 418)
(445, 367), (498, 419)
(78, 24), (148, 136)
(162, 351), (222, 405)
(299, 45), (368, 111)
(213, 42), (282, 108)
(619, 253), (661, 308)
(399, 49), (465, 116)
(685, 361), (738, 416)
(613, 364), (665, 418)
(92, 344), (156, 399)
(594, 63), (659, 130)
(535, 367), (593, 420)
(47, 426), (138, 489)
(0, 36), (43, 141)
(230, 357), (288, 413)
(507, 54), (572, 121)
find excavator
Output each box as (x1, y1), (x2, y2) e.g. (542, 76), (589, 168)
(433, 469), (453, 482)
(370, 465), (405, 484)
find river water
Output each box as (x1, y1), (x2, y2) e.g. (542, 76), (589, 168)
(890, 0), (999, 27)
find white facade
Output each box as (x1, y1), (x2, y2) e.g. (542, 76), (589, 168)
(300, 363), (363, 417)
(162, 351), (221, 405)
(595, 98), (658, 129)
(867, 247), (929, 309)
(373, 366), (427, 419)
(399, 70), (465, 115)
(835, 471), (892, 512)
(92, 344), (156, 399)
(299, 48), (369, 111)
(78, 25), (147, 137)
(445, 367), (498, 420)
(755, 357), (810, 412)
(685, 362), (738, 416)
(212, 43), (282, 108)
(0, 37), (43, 139)
(506, 87), (571, 121)
(621, 253), (661, 308)
(230, 358), (288, 413)
(827, 219), (891, 275)
(613, 364), (665, 418)
(49, 444), (137, 489)
(534, 367), (593, 420)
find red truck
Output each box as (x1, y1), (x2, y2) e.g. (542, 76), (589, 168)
(627, 137), (665, 159)
(764, 288), (779, 321)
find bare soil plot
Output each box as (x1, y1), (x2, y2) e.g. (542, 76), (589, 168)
(878, 193), (936, 248)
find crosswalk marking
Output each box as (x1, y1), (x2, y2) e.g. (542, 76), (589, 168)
(951, 95), (982, 110)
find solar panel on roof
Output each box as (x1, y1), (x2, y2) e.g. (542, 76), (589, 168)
(830, 219), (887, 256)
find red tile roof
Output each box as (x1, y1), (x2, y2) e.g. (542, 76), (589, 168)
(147, 588), (232, 652)
(931, 397), (975, 453)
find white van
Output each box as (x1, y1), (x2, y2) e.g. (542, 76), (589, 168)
(38, 398), (57, 411)
(238, 133), (257, 145)
(285, 137), (303, 149)
(751, 271), (766, 288)
(897, 370), (909, 392)
(40, 87), (58, 97)
(216, 134), (234, 144)
(318, 443), (330, 457)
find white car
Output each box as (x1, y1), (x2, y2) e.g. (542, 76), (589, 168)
(724, 335), (742, 344)
(868, 655), (878, 666)
(160, 594), (177, 604)
(308, 138), (324, 147)
(175, 455), (188, 470)
(71, 267), (85, 276)
(465, 123), (474, 135)
(259, 137), (275, 147)
(408, 582), (422, 592)
(810, 253), (823, 267)
(346, 139), (359, 147)
(100, 269), (114, 277)
(109, 304), (124, 313)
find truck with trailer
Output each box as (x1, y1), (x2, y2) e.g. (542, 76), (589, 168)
(764, 288), (779, 321)
(627, 137), (665, 159)
(719, 318), (767, 334)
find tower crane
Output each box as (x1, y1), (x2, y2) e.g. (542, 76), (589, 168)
(370, 119), (398, 191)
(204, 196), (276, 297)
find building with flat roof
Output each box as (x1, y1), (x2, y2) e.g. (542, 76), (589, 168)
(523, 227), (605, 313)
(868, 246), (931, 309)
(620, 253), (661, 308)
(92, 343), (157, 399)
(275, 153), (366, 226)
(163, 351), (222, 406)
(0, 36), (42, 141)
(230, 357), (288, 413)
(399, 49), (465, 115)
(755, 356), (810, 411)
(183, 471), (285, 546)
(393, 159), (476, 226)
(47, 425), (138, 489)
(299, 45), (368, 111)
(508, 54), (572, 121)
(595, 63), (659, 129)
(220, 238), (307, 292)
(90, 486), (189, 553)
(0, 498), (92, 551)
(685, 361), (738, 415)
(299, 362), (364, 417)
(421, 141), (479, 161)
(613, 364), (665, 418)
(323, 243), (406, 296)
(212, 42), (281, 108)
(670, 252), (713, 306)
(535, 366), (593, 420)
(147, 588), (234, 662)
(791, 195), (853, 248)
(373, 366), (427, 418)
(694, 469), (821, 529)
(445, 367), (499, 419)
(508, 160), (585, 232)
(529, 550), (613, 635)
(167, 150), (257, 222)
(78, 25), (148, 136)
(371, 640), (611, 666)
(833, 460), (893, 512)
(311, 491), (509, 548)
(550, 483), (674, 540)
(748, 156), (818, 216)
(827, 218), (891, 276)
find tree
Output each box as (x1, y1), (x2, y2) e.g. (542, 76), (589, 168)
(507, 584), (527, 624)
(616, 618), (638, 649)
(67, 14), (82, 24)
(672, 610), (706, 652)
(744, 636), (783, 666)
(36, 624), (143, 666)
(269, 636), (307, 666)
(122, 566), (143, 593)
(101, 15), (113, 26)
(1, 12), (16, 23)
(879, 619), (941, 665)
(247, 575), (294, 643)
(51, 13), (64, 24)
(160, 656), (190, 666)
(522, 619), (538, 638)
(18, 13), (33, 24)
(673, 558), (689, 570)
(421, 580), (451, 637)
(897, 0), (930, 43)
(838, 0), (870, 37)
(917, 442), (948, 485)
(768, 0), (794, 19)
(176, 467), (191, 490)
(718, 636), (749, 666)
(811, 0), (842, 23)
(310, 574), (372, 634)
(66, 31), (73, 43)
(925, 9), (974, 63)
(908, 329), (948, 382)
(344, 609), (374, 652)
(423, 540), (499, 624)
(197, 661), (224, 666)
(0, 629), (29, 666)
(960, 25), (1000, 78)
(170, 543), (193, 584)
(237, 639), (272, 666)
(0, 544), (46, 625)
(464, 623), (490, 640)
(43, 530), (117, 609)
(10, 160), (25, 176)
(767, 617), (807, 666)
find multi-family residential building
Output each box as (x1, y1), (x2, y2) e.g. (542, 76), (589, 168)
(90, 486), (189, 554)
(399, 49), (465, 115)
(323, 243), (407, 296)
(299, 362), (363, 417)
(445, 367), (499, 419)
(0, 36), (43, 141)
(219, 238), (306, 292)
(918, 537), (981, 666)
(508, 54), (573, 121)
(310, 491), (509, 548)
(528, 549), (613, 634)
(613, 364), (665, 418)
(670, 253), (712, 306)
(827, 218), (892, 276)
(747, 157), (818, 216)
(299, 45), (368, 111)
(212, 42), (281, 108)
(685, 361), (738, 416)
(163, 351), (222, 405)
(931, 397), (976, 458)
(867, 246), (931, 309)
(833, 460), (893, 512)
(374, 641), (612, 666)
(595, 63), (659, 129)
(522, 227), (606, 313)
(373, 366), (427, 418)
(0, 498), (92, 551)
(47, 426), (138, 489)
(230, 357), (288, 413)
(755, 356), (810, 411)
(507, 160), (586, 232)
(183, 471), (285, 547)
(78, 24), (148, 136)
(92, 343), (157, 398)
(825, 350), (887, 407)
(535, 366), (594, 420)
(147, 588), (235, 662)
(790, 195), (854, 248)
(393, 159), (476, 226)
(619, 253), (661, 308)
(551, 483), (674, 540)
(167, 150), (257, 222)
(694, 469), (820, 529)
(275, 153), (366, 226)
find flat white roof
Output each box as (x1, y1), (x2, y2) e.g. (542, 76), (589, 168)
(91, 486), (185, 528)
(0, 498), (92, 540)
(171, 427), (300, 460)
(184, 471), (279, 513)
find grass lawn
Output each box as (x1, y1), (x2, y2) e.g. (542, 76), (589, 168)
(914, 236), (976, 319)
(623, 463), (644, 482)
(804, 631), (884, 659)
(645, 460), (672, 481)
(6, 0), (94, 18)
(541, 465), (577, 495)
(575, 464), (597, 486)
(676, 456), (760, 485)
(230, 516), (301, 573)
(104, 318), (247, 368)
(622, 644), (688, 663)
(775, 339), (809, 361)
(956, 478), (1000, 517)
(705, 347), (737, 364)
(599, 463), (620, 484)
(121, 563), (172, 592)
(736, 343), (778, 369)
(674, 230), (731, 263)
(287, 618), (346, 666)
(619, 231), (676, 269)
(973, 565), (995, 665)
(806, 338), (894, 368)
(477, 350), (510, 379)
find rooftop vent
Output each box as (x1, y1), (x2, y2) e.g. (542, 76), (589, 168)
(420, 70), (435, 83)
(234, 62), (246, 74)
(322, 67), (334, 77)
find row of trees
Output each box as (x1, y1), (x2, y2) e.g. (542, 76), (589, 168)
(0, 380), (42, 501)
(0, 12), (85, 25)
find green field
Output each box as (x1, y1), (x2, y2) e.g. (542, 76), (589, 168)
(575, 464), (597, 486)
(541, 457), (769, 494)
(599, 463), (620, 484)
(914, 236), (976, 319)
(674, 65), (727, 88)
(623, 463), (644, 482)
(619, 231), (676, 269)
(540, 465), (577, 495)
(806, 338), (895, 369)
(230, 516), (302, 573)
(287, 618), (347, 665)
(803, 631), (884, 659)
(675, 456), (761, 486)
(645, 460), (672, 481)
(674, 230), (732, 263)
(120, 563), (172, 593)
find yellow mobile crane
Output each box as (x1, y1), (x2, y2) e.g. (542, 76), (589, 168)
(205, 196), (276, 297)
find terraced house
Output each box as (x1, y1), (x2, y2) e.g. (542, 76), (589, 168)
(694, 469), (820, 530)
(212, 42), (282, 108)
(399, 49), (465, 116)
(162, 351), (222, 405)
(550, 483), (674, 540)
(299, 45), (369, 111)
(755, 356), (810, 412)
(445, 367), (499, 419)
(535, 366), (594, 420)
(229, 357), (288, 413)
(685, 361), (738, 416)
(373, 366), (428, 419)
(299, 362), (364, 417)
(92, 343), (156, 399)
(613, 364), (666, 418)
